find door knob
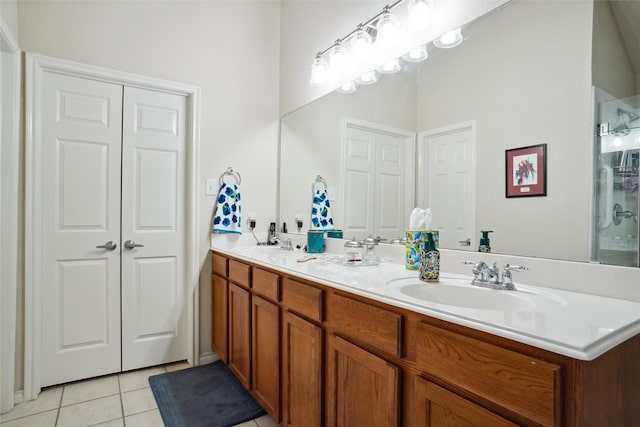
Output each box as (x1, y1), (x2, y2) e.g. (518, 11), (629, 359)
(96, 241), (117, 251)
(124, 240), (145, 250)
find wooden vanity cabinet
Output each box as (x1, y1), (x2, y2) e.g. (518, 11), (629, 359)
(211, 251), (640, 427)
(281, 278), (324, 427)
(251, 268), (281, 420)
(211, 253), (228, 363)
(228, 282), (251, 388)
(415, 378), (518, 427)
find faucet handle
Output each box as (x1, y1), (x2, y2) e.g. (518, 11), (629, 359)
(501, 264), (528, 289)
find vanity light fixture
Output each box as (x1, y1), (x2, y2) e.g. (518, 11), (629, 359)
(402, 44), (429, 62)
(350, 24), (373, 63)
(407, 0), (432, 34)
(356, 69), (379, 85)
(378, 58), (402, 74)
(309, 53), (329, 86)
(375, 6), (402, 49)
(433, 27), (463, 48)
(308, 0), (464, 92)
(336, 80), (357, 94)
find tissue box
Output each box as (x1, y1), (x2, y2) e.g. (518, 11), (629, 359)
(406, 230), (439, 270)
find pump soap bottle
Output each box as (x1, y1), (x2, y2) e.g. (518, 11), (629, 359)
(478, 230), (493, 253)
(419, 232), (439, 282)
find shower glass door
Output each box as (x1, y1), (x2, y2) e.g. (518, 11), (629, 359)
(593, 93), (640, 267)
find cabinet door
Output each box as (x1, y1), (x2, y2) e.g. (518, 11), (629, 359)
(211, 273), (228, 363)
(415, 377), (518, 427)
(326, 335), (399, 427)
(228, 283), (251, 388)
(252, 296), (280, 420)
(282, 311), (323, 427)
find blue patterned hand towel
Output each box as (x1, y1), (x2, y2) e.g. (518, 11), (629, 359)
(212, 182), (242, 234)
(311, 189), (334, 230)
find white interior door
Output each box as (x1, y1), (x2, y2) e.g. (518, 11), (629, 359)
(41, 72), (123, 386)
(343, 120), (415, 241)
(343, 125), (375, 240)
(121, 87), (187, 370)
(419, 122), (476, 250)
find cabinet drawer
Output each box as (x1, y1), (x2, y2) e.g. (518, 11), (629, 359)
(211, 252), (228, 277)
(326, 292), (402, 358)
(416, 323), (561, 426)
(253, 267), (280, 301)
(229, 259), (251, 288)
(282, 278), (323, 323)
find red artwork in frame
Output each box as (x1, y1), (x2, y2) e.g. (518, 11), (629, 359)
(505, 143), (547, 198)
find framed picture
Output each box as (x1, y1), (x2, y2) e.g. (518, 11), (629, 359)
(505, 143), (547, 198)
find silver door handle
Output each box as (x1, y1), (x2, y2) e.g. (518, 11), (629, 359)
(458, 238), (471, 246)
(96, 241), (117, 251)
(124, 240), (144, 250)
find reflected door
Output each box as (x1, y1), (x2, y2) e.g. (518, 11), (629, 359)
(342, 120), (415, 241)
(418, 122), (476, 251)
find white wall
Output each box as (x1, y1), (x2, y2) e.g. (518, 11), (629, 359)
(0, 0), (18, 38)
(17, 0), (281, 389)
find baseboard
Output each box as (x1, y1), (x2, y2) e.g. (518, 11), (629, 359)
(198, 351), (220, 365)
(13, 390), (23, 405)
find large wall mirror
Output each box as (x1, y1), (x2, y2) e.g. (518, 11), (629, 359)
(278, 0), (640, 265)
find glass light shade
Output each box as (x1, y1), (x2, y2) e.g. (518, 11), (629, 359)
(375, 9), (401, 48)
(402, 45), (429, 62)
(309, 54), (329, 86)
(356, 70), (378, 85)
(433, 28), (463, 48)
(336, 80), (357, 94)
(329, 42), (347, 74)
(350, 25), (373, 63)
(377, 58), (401, 74)
(407, 0), (431, 33)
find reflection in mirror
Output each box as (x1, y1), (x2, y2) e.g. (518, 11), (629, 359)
(279, 0), (633, 264)
(591, 1), (640, 267)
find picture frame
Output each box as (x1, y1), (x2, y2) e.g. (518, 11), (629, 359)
(505, 143), (547, 198)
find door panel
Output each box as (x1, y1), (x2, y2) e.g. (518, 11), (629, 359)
(121, 87), (187, 370)
(41, 72), (123, 386)
(421, 124), (476, 250)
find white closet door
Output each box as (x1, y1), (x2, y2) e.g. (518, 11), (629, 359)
(375, 133), (410, 241)
(343, 125), (376, 240)
(121, 87), (187, 370)
(422, 124), (476, 250)
(41, 72), (123, 386)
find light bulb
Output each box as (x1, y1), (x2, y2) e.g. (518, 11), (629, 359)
(375, 8), (401, 48)
(408, 0), (431, 33)
(356, 70), (378, 85)
(433, 28), (463, 48)
(329, 41), (347, 75)
(336, 81), (357, 94)
(402, 45), (429, 63)
(378, 58), (401, 74)
(350, 24), (373, 63)
(309, 54), (328, 86)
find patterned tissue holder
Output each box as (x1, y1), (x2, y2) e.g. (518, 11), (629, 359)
(405, 230), (439, 270)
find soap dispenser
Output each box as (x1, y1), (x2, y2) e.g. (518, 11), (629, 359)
(419, 232), (440, 282)
(478, 230), (493, 253)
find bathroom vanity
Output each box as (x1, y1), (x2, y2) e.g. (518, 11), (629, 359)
(210, 246), (640, 427)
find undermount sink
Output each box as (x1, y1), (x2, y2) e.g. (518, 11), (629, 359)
(386, 276), (563, 311)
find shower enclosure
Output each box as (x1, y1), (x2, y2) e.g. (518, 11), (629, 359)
(593, 93), (640, 267)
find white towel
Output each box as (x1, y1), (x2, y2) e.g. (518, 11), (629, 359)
(310, 189), (334, 230)
(212, 182), (242, 234)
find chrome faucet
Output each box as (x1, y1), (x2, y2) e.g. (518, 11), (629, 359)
(465, 261), (527, 290)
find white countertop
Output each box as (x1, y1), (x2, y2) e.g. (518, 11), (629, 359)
(211, 242), (640, 361)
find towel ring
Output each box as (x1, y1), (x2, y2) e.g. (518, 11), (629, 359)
(312, 175), (328, 192)
(219, 167), (241, 186)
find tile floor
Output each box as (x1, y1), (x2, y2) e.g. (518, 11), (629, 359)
(0, 362), (279, 427)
